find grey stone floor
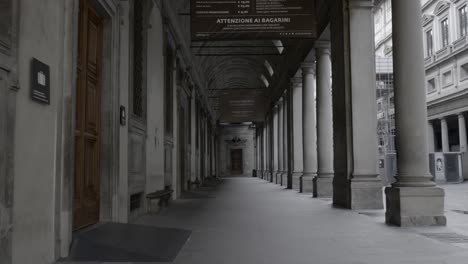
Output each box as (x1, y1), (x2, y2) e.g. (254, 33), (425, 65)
(61, 178), (468, 264)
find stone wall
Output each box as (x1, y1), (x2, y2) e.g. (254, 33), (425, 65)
(218, 125), (255, 177)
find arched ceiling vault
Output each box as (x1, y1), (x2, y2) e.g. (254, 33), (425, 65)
(166, 0), (319, 121)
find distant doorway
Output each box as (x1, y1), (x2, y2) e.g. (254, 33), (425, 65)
(230, 149), (243, 175)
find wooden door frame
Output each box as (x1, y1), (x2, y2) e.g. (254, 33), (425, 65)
(59, 0), (122, 258)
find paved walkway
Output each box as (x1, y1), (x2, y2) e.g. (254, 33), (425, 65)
(136, 177), (468, 264)
(62, 178), (468, 264)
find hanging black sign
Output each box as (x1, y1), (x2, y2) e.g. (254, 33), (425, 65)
(219, 90), (265, 123)
(191, 0), (316, 41)
(31, 58), (50, 105)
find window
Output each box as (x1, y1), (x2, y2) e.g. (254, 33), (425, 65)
(460, 6), (468, 37)
(442, 71), (453, 87)
(426, 29), (433, 57)
(379, 137), (385, 146)
(377, 101), (383, 112)
(441, 18), (450, 48)
(385, 1), (392, 23)
(391, 129), (396, 136)
(427, 78), (437, 94)
(460, 62), (468, 80)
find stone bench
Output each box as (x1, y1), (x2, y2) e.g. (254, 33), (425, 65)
(146, 186), (173, 213)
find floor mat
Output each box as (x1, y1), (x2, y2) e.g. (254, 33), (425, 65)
(61, 222), (191, 262)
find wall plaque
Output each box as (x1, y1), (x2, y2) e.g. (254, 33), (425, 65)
(191, 0), (316, 41)
(31, 58), (50, 105)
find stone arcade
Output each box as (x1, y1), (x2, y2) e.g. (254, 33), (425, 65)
(0, 0), (450, 263)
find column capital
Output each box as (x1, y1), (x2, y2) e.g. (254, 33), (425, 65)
(458, 113), (465, 117)
(301, 62), (316, 75)
(315, 41), (331, 55)
(348, 0), (374, 9)
(291, 77), (303, 88)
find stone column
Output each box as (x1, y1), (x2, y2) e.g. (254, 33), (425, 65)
(385, 0), (446, 226)
(282, 93), (289, 187)
(301, 62), (317, 193)
(190, 92), (197, 184)
(441, 117), (449, 152)
(291, 77), (303, 191)
(277, 99), (284, 184)
(273, 106), (279, 181)
(428, 121), (435, 153)
(268, 114), (274, 182)
(314, 44), (334, 198)
(459, 114), (467, 153)
(255, 129), (259, 177)
(258, 126), (266, 179)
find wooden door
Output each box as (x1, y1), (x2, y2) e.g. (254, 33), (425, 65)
(231, 149), (243, 175)
(73, 0), (103, 230)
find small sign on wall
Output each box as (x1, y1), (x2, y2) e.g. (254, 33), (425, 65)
(31, 58), (50, 104)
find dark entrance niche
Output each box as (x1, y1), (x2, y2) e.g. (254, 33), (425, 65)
(230, 149), (243, 175)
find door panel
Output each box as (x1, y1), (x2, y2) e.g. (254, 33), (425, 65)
(231, 149), (243, 175)
(74, 0), (103, 231)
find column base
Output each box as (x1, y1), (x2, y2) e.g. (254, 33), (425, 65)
(281, 172), (288, 187)
(313, 175), (333, 198)
(301, 173), (316, 194)
(275, 172), (282, 184)
(350, 178), (383, 210)
(333, 176), (383, 210)
(385, 186), (446, 227)
(292, 172), (302, 191)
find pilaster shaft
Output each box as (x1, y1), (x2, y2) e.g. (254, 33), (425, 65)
(282, 93), (289, 186)
(428, 121), (435, 153)
(441, 118), (449, 153)
(459, 114), (467, 153)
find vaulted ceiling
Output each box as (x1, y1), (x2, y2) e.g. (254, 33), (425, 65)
(165, 0), (329, 121)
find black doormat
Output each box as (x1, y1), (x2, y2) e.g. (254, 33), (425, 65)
(61, 222), (191, 262)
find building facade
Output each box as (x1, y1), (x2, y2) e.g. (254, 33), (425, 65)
(375, 0), (468, 155)
(0, 0), (218, 263)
